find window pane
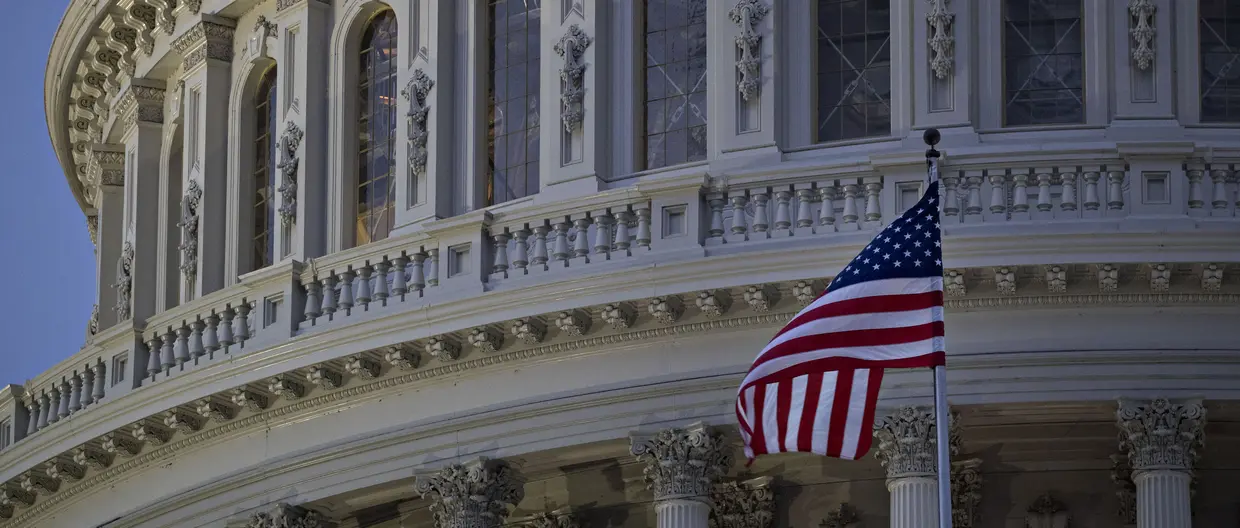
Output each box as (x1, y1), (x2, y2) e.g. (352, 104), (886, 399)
(1002, 0), (1084, 126)
(251, 66), (278, 272)
(1201, 0), (1240, 122)
(487, 0), (541, 205)
(644, 0), (708, 170)
(356, 11), (398, 245)
(816, 0), (892, 142)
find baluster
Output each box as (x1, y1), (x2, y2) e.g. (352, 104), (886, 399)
(964, 171), (984, 218)
(47, 388), (60, 424)
(706, 195), (726, 239)
(426, 249), (440, 287)
(304, 281), (322, 321)
(512, 228), (530, 273)
(204, 314), (221, 353)
(189, 320), (206, 358)
(320, 275), (337, 316)
(492, 231), (511, 276)
(218, 309), (236, 348)
(92, 362), (106, 402)
(728, 194), (749, 238)
(817, 186), (836, 229)
(635, 205), (652, 248)
(863, 181), (882, 222)
(614, 210), (633, 254)
(69, 374), (82, 413)
(941, 174), (960, 217)
(81, 369), (94, 407)
(337, 271), (355, 313)
(1059, 170), (1078, 212)
(355, 265), (373, 308)
(373, 260), (390, 303)
(58, 380), (71, 419)
(1035, 170), (1053, 212)
(552, 220), (572, 265)
(1011, 170), (1031, 213)
(573, 218), (591, 260)
(750, 190), (770, 233)
(174, 326), (191, 365)
(1186, 168), (1205, 209)
(146, 336), (162, 377)
(37, 392), (50, 429)
(794, 188), (814, 229)
(593, 213), (614, 257)
(161, 330), (176, 370)
(391, 255), (409, 297)
(531, 225), (550, 268)
(841, 184), (859, 225)
(988, 174), (1007, 214)
(1210, 168), (1230, 210)
(410, 252), (427, 295)
(1107, 170), (1126, 210)
(25, 399), (38, 435)
(772, 189), (793, 231)
(234, 303), (252, 343)
(1082, 170), (1101, 210)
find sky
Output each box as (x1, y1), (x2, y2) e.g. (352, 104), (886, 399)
(0, 0), (97, 388)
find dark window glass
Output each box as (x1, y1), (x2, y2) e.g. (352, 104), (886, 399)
(1003, 0), (1084, 126)
(252, 66), (277, 272)
(816, 0), (892, 142)
(357, 11), (398, 245)
(1201, 0), (1240, 122)
(643, 0), (707, 170)
(488, 0), (541, 205)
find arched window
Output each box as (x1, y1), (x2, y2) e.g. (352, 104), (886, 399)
(252, 66), (278, 271)
(356, 11), (398, 245)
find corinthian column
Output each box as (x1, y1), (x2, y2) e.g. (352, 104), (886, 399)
(1116, 398), (1206, 528)
(414, 458), (525, 528)
(629, 422), (733, 528)
(873, 407), (958, 528)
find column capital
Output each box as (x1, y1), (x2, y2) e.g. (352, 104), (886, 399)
(242, 503), (332, 528)
(1116, 398), (1206, 472)
(171, 15), (237, 73)
(115, 78), (166, 133)
(85, 143), (126, 206)
(710, 476), (774, 528)
(629, 422), (733, 502)
(521, 507), (579, 528)
(414, 458), (525, 528)
(873, 406), (960, 480)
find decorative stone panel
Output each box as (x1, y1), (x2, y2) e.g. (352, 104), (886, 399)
(710, 476), (774, 528)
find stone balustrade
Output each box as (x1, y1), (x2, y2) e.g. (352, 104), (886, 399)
(298, 232), (441, 331)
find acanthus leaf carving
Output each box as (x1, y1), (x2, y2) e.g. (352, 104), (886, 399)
(114, 242), (135, 321)
(306, 364), (343, 390)
(1128, 0), (1156, 71)
(727, 0), (768, 101)
(101, 432), (141, 458)
(268, 375), (306, 400)
(72, 445), (112, 470)
(554, 309), (591, 337)
(345, 354), (381, 379)
(873, 406), (960, 480)
(819, 503), (860, 527)
(162, 409), (204, 434)
(511, 317), (546, 345)
(553, 25), (592, 133)
(231, 388), (269, 413)
(951, 458), (983, 528)
(178, 179), (202, 281)
(630, 422), (732, 502)
(648, 296), (684, 325)
(384, 343), (421, 370)
(402, 69), (435, 177)
(132, 419), (173, 445)
(244, 503), (330, 528)
(414, 458), (525, 528)
(927, 0), (955, 79)
(276, 121), (304, 227)
(424, 336), (460, 362)
(710, 476), (774, 528)
(45, 458), (85, 483)
(601, 302), (636, 330)
(468, 326), (504, 354)
(1116, 398), (1205, 472)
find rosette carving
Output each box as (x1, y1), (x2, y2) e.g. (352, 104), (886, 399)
(630, 422), (733, 502)
(414, 458), (525, 528)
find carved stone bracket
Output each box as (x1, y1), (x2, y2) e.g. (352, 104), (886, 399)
(276, 121), (304, 227)
(710, 476), (774, 528)
(696, 290), (732, 317)
(468, 326), (504, 354)
(927, 0), (955, 79)
(819, 503), (860, 527)
(1110, 453), (1137, 526)
(44, 458), (85, 483)
(162, 409), (203, 434)
(511, 317), (546, 345)
(268, 375), (306, 400)
(114, 242), (135, 321)
(115, 81), (166, 131)
(248, 15), (278, 60)
(383, 343), (421, 370)
(1025, 492), (1071, 528)
(1129, 0), (1156, 71)
(554, 309), (591, 337)
(178, 179), (202, 281)
(630, 422), (733, 502)
(951, 458), (982, 528)
(231, 388), (270, 413)
(244, 503), (330, 528)
(72, 445), (112, 470)
(425, 336), (461, 362)
(402, 69), (435, 177)
(1116, 398), (1206, 472)
(728, 0), (769, 101)
(345, 355), (381, 379)
(132, 419), (173, 445)
(873, 406), (960, 480)
(102, 432), (141, 458)
(648, 296), (684, 325)
(553, 25), (592, 133)
(522, 508), (579, 528)
(306, 364), (343, 390)
(414, 458), (525, 528)
(171, 19), (236, 72)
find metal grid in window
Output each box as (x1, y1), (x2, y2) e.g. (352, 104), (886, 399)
(643, 0), (708, 170)
(487, 0), (541, 205)
(357, 11), (399, 246)
(816, 0), (891, 143)
(1201, 0), (1240, 122)
(252, 67), (277, 272)
(1003, 0), (1084, 126)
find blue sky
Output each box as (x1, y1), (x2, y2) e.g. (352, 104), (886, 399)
(0, 0), (97, 388)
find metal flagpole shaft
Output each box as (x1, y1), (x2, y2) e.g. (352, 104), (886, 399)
(924, 129), (953, 528)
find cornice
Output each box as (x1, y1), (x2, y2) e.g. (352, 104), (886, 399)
(171, 16), (237, 72)
(114, 79), (166, 132)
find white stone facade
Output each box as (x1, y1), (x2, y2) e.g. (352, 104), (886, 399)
(1, 0), (1239, 526)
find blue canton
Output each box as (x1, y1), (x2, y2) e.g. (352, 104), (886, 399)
(827, 181), (943, 293)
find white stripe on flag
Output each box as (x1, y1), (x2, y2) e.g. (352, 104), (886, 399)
(811, 371), (837, 456)
(784, 375), (808, 452)
(761, 382), (781, 454)
(839, 369), (871, 460)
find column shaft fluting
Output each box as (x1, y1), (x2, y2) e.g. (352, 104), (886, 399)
(1135, 470), (1192, 528)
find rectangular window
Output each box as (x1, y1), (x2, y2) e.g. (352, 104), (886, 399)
(487, 0), (542, 205)
(1003, 0), (1084, 126)
(643, 0), (708, 170)
(113, 354), (128, 386)
(0, 419), (10, 449)
(1200, 0), (1240, 122)
(815, 0), (891, 142)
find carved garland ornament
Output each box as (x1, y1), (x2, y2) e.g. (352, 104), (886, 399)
(1128, 0), (1156, 72)
(728, 0), (769, 101)
(553, 25), (592, 133)
(414, 458), (525, 528)
(401, 69), (434, 176)
(114, 242), (135, 321)
(630, 423), (732, 501)
(276, 121), (304, 227)
(178, 180), (202, 280)
(926, 0), (955, 79)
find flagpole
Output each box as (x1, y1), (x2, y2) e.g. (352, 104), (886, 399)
(924, 129), (953, 528)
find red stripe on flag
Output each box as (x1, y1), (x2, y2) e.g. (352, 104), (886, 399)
(741, 352), (945, 397)
(797, 372), (824, 453)
(853, 368), (884, 459)
(825, 369), (854, 458)
(775, 379), (793, 454)
(754, 321), (946, 371)
(776, 291), (944, 339)
(750, 383), (768, 457)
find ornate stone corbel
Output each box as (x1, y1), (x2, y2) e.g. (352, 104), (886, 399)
(511, 317), (546, 345)
(696, 290), (732, 317)
(944, 269), (967, 297)
(0, 484), (35, 509)
(1025, 493), (1070, 528)
(601, 302), (637, 330)
(1148, 263), (1171, 292)
(178, 179), (202, 281)
(742, 285), (779, 313)
(147, 0), (175, 36)
(114, 242), (135, 321)
(72, 445), (113, 470)
(819, 503), (860, 527)
(1110, 453), (1136, 526)
(345, 354), (381, 379)
(994, 266), (1017, 296)
(44, 458), (85, 483)
(306, 364), (343, 390)
(231, 387), (270, 413)
(554, 310), (591, 337)
(180, 0), (203, 14)
(727, 0), (768, 101)
(21, 472), (59, 496)
(554, 25), (592, 133)
(132, 418), (174, 445)
(414, 458), (525, 528)
(424, 336), (461, 362)
(630, 422), (732, 502)
(524, 508), (579, 528)
(1129, 0), (1156, 71)
(1200, 263), (1223, 293)
(951, 458), (982, 528)
(927, 0), (955, 79)
(710, 476), (774, 528)
(276, 121), (304, 227)
(244, 502), (330, 528)
(791, 280), (819, 306)
(1045, 265), (1068, 293)
(162, 409), (203, 434)
(401, 69), (434, 177)
(468, 327), (504, 354)
(384, 343), (421, 370)
(1097, 264), (1120, 293)
(102, 432), (141, 458)
(196, 397), (236, 423)
(648, 296), (684, 324)
(268, 375), (306, 400)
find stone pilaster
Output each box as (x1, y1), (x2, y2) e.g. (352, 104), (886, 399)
(117, 79), (166, 322)
(630, 422), (733, 528)
(873, 406), (959, 528)
(709, 476), (773, 528)
(1116, 398), (1205, 528)
(242, 502), (331, 527)
(414, 458), (525, 528)
(89, 144), (126, 330)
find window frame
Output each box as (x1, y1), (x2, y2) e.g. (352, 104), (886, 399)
(485, 0), (543, 206)
(999, 0), (1087, 128)
(811, 0), (896, 144)
(639, 0), (710, 171)
(1198, 0), (1240, 123)
(250, 65), (279, 272)
(353, 9), (400, 246)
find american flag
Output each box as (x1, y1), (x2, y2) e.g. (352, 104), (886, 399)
(736, 180), (946, 462)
